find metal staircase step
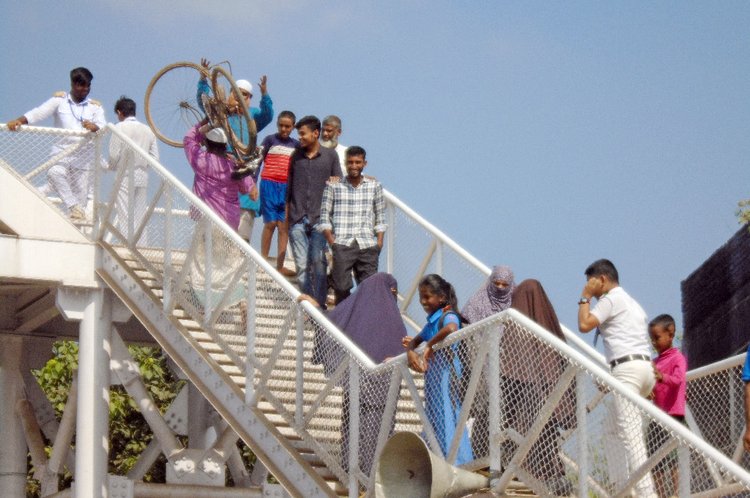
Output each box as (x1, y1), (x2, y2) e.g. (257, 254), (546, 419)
(110, 245), (427, 495)
(98, 248), (341, 496)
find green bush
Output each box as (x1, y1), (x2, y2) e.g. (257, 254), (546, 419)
(26, 341), (183, 496)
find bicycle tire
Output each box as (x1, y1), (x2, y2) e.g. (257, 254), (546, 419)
(210, 65), (257, 157)
(144, 61), (208, 148)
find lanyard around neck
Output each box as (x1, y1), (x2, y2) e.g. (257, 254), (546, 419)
(69, 98), (87, 123)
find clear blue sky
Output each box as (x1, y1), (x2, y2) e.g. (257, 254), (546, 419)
(2, 1), (748, 347)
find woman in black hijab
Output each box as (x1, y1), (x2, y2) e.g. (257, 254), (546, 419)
(299, 272), (407, 478)
(503, 279), (574, 496)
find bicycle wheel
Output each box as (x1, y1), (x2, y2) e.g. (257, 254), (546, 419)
(210, 65), (257, 157)
(145, 61), (208, 148)
(201, 92), (227, 131)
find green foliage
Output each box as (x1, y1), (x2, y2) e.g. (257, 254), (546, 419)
(738, 199), (750, 229)
(26, 341), (184, 496)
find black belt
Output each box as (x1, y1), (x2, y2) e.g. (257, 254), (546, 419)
(609, 354), (650, 369)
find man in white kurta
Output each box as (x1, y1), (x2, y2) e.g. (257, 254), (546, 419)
(321, 114), (347, 173)
(7, 67), (106, 220)
(108, 97), (159, 244)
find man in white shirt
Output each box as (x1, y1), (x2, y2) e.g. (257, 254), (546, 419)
(321, 115), (347, 173)
(7, 67), (106, 220)
(108, 96), (159, 244)
(578, 258), (657, 497)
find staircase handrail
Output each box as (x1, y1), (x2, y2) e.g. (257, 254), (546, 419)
(381, 190), (490, 275)
(499, 308), (750, 488)
(687, 351), (745, 381)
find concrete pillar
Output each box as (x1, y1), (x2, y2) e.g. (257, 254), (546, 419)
(0, 336), (27, 497)
(58, 288), (113, 498)
(78, 289), (112, 498)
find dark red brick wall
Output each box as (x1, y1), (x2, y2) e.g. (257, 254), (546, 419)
(682, 227), (750, 369)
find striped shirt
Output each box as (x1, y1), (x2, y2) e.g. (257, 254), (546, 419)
(318, 176), (386, 249)
(260, 134), (298, 183)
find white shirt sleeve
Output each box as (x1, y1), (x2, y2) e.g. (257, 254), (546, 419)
(24, 97), (62, 125)
(590, 295), (613, 325)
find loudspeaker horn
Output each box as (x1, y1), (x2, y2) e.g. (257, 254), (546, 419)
(374, 432), (489, 498)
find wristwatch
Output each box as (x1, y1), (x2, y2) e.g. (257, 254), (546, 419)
(578, 297), (590, 305)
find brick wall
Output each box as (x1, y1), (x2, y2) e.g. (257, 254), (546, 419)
(682, 227), (750, 369)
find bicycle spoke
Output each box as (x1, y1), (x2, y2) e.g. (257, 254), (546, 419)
(145, 62), (206, 148)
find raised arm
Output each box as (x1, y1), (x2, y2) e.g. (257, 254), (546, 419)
(253, 75), (274, 132)
(578, 280), (603, 332)
(184, 122), (207, 172)
(196, 58), (212, 115)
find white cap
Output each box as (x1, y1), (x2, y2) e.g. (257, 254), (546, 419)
(206, 127), (228, 144)
(236, 79), (253, 95)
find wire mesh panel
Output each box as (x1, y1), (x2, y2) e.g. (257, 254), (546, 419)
(443, 313), (750, 497)
(274, 312), (426, 492)
(0, 125), (102, 219)
(547, 322), (750, 481)
(382, 201), (489, 332)
(686, 356), (750, 471)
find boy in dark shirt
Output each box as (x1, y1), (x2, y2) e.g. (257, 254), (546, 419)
(286, 115), (342, 306)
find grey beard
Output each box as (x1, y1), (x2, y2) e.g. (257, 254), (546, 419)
(320, 139), (337, 149)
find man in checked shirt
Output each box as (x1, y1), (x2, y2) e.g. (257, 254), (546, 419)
(318, 145), (386, 305)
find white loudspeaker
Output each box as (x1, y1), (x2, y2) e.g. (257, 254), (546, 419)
(374, 432), (489, 498)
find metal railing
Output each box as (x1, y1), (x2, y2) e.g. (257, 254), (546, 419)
(685, 353), (750, 471)
(562, 320), (750, 478)
(3, 123), (750, 497)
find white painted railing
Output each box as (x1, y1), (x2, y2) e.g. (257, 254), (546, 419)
(3, 123), (750, 497)
(685, 353), (748, 470)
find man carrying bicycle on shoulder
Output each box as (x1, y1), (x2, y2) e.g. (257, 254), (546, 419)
(197, 58), (274, 242)
(197, 58), (274, 143)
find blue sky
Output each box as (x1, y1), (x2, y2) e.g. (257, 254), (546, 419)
(2, 1), (748, 348)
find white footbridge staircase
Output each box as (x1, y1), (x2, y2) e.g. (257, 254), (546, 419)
(2, 123), (750, 497)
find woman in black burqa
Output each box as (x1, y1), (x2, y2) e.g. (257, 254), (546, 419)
(300, 272), (406, 478)
(503, 279), (574, 495)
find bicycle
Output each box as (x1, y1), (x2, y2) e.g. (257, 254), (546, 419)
(144, 61), (257, 160)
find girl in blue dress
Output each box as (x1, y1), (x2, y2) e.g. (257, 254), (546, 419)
(405, 274), (474, 465)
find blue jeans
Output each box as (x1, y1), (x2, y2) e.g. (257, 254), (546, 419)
(289, 217), (328, 306)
